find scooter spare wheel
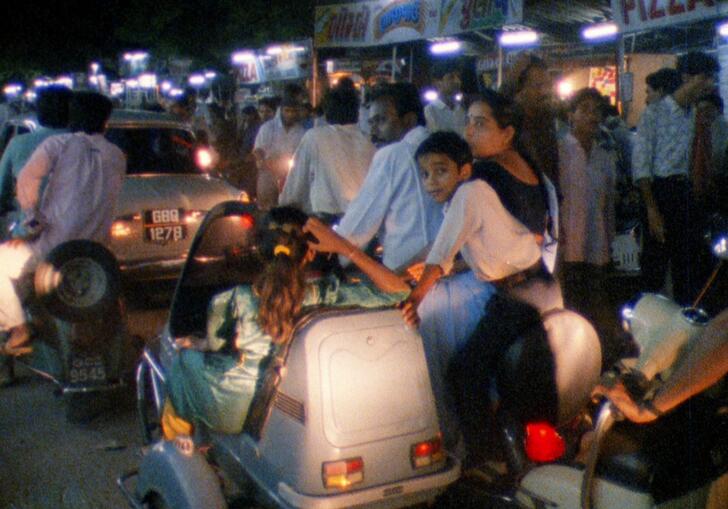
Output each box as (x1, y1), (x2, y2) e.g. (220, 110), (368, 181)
(34, 240), (120, 322)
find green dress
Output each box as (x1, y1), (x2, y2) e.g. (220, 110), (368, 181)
(167, 276), (406, 434)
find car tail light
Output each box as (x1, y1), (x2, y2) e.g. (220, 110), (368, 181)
(195, 147), (213, 170)
(524, 422), (566, 463)
(322, 457), (364, 489)
(111, 220), (133, 238)
(411, 436), (445, 469)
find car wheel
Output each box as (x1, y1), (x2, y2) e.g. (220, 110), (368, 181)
(34, 240), (120, 322)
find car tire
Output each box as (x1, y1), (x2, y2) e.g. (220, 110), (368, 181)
(34, 240), (120, 323)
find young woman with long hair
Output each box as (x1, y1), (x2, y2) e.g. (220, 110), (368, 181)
(162, 206), (409, 438)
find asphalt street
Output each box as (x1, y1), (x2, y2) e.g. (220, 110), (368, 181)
(0, 299), (168, 509)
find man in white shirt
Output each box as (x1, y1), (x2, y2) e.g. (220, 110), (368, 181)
(337, 82), (442, 273)
(0, 92), (126, 355)
(424, 62), (466, 136)
(253, 84), (307, 211)
(279, 80), (375, 217)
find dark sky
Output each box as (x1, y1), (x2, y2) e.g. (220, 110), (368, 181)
(0, 0), (315, 80)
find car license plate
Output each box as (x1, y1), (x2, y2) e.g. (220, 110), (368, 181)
(69, 355), (107, 385)
(143, 208), (186, 243)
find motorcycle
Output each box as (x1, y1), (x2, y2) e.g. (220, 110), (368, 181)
(7, 239), (131, 423)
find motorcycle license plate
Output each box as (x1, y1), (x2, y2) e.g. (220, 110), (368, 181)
(143, 208), (187, 243)
(69, 355), (107, 385)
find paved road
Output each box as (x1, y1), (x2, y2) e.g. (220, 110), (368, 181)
(0, 299), (169, 509)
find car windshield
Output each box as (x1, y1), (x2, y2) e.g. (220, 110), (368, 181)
(105, 127), (200, 175)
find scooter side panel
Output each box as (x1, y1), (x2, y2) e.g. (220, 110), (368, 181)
(518, 464), (653, 509)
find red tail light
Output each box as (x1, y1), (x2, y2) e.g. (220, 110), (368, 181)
(411, 436), (445, 469)
(322, 457), (364, 489)
(524, 422), (566, 463)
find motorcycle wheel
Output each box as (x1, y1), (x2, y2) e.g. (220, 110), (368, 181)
(35, 240), (120, 323)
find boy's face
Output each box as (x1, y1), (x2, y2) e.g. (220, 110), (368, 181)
(418, 153), (471, 203)
(571, 97), (603, 139)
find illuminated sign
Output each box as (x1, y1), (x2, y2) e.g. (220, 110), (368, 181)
(611, 0), (728, 33)
(374, 0), (425, 40)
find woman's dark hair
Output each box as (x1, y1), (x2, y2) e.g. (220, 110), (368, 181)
(254, 207), (310, 343)
(471, 88), (529, 158)
(415, 131), (472, 168)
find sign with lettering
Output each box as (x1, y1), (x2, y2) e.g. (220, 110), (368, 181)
(611, 0), (728, 33)
(439, 0), (522, 34)
(316, 0), (520, 47)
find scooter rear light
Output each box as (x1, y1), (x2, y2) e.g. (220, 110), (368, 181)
(322, 457), (364, 489)
(524, 422), (566, 463)
(411, 436), (445, 469)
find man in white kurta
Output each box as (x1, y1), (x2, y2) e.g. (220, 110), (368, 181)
(279, 83), (375, 216)
(253, 88), (306, 211)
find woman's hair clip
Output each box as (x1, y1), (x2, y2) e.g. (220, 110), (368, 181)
(273, 244), (291, 257)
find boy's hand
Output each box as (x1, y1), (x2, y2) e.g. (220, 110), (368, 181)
(399, 297), (421, 328)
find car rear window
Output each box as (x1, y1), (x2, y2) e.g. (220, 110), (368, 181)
(105, 127), (200, 175)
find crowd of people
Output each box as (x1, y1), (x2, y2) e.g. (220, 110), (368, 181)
(156, 50), (728, 465)
(1, 50), (727, 465)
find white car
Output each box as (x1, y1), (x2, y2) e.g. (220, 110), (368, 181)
(105, 110), (247, 282)
(1, 109), (248, 282)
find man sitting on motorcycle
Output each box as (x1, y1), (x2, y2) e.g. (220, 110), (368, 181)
(0, 92), (126, 357)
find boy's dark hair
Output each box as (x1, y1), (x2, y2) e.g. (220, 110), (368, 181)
(68, 91), (113, 134)
(569, 87), (606, 116)
(36, 85), (73, 128)
(646, 68), (681, 95)
(431, 60), (461, 81)
(370, 82), (425, 126)
(323, 80), (359, 125)
(415, 131), (472, 168)
(677, 51), (719, 77)
(698, 91), (724, 114)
